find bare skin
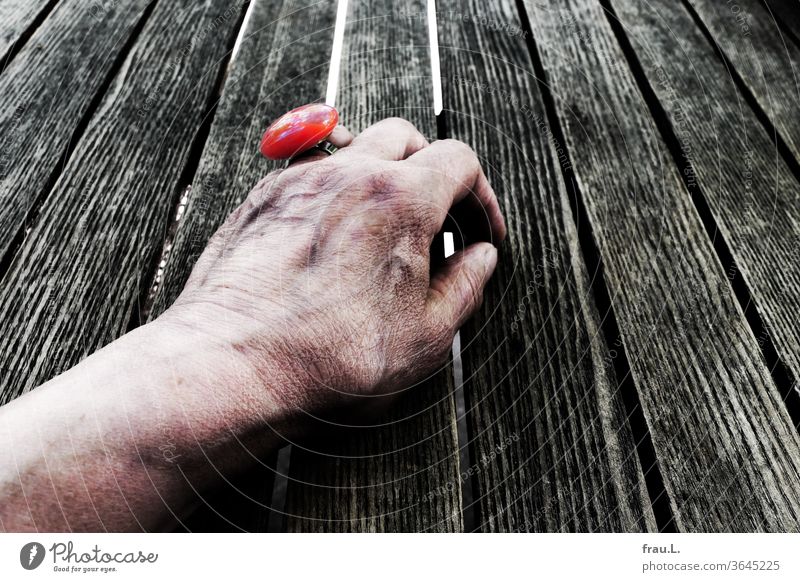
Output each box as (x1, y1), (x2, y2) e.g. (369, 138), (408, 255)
(0, 118), (506, 532)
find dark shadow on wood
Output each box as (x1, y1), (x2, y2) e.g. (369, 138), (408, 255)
(436, 106), (478, 534)
(601, 0), (800, 433)
(759, 0), (800, 50)
(515, 0), (677, 533)
(177, 451), (279, 532)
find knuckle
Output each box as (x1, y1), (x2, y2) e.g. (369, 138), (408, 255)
(383, 116), (418, 132)
(440, 139), (479, 164)
(374, 117), (427, 150)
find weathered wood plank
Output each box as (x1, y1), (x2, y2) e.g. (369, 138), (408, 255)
(610, 0), (800, 436)
(0, 0), (245, 405)
(283, 0), (463, 532)
(0, 0), (154, 260)
(437, 0), (657, 532)
(522, 0), (800, 531)
(685, 0), (800, 163)
(0, 0), (58, 67)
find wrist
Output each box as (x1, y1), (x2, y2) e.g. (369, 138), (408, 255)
(0, 312), (298, 531)
(43, 313), (289, 495)
(148, 306), (309, 455)
(156, 298), (372, 445)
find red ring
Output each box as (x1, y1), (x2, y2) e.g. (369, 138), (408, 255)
(260, 103), (339, 160)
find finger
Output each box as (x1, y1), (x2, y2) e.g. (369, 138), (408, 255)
(404, 139), (507, 244)
(427, 242), (498, 333)
(327, 124), (355, 148)
(288, 124), (355, 166)
(342, 117), (429, 160)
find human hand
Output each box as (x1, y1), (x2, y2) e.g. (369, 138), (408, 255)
(164, 117), (507, 431)
(0, 118), (506, 531)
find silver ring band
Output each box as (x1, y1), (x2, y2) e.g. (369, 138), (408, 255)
(313, 141), (338, 156)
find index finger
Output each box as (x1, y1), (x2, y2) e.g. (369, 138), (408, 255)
(403, 139), (507, 244)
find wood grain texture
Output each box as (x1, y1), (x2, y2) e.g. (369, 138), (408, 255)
(0, 0), (245, 404)
(685, 0), (800, 162)
(437, 0), (656, 532)
(0, 0), (58, 66)
(610, 0), (800, 441)
(522, 0), (800, 531)
(283, 0), (464, 532)
(0, 0), (153, 260)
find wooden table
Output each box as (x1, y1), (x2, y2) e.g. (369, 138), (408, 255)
(2, 0), (799, 532)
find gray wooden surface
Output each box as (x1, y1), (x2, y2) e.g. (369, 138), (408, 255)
(283, 0), (463, 533)
(522, 0), (800, 531)
(685, 0), (800, 164)
(611, 0), (800, 425)
(0, 0), (58, 66)
(2, 0), (800, 532)
(439, 0), (656, 532)
(0, 0), (153, 262)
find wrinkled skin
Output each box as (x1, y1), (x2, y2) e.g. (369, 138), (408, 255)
(0, 117), (506, 531)
(167, 117), (506, 422)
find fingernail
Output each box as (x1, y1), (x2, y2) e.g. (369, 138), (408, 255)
(484, 245), (498, 271)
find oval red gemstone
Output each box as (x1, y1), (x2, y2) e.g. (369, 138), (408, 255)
(260, 103), (339, 160)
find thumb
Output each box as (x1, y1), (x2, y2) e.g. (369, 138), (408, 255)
(427, 242), (499, 332)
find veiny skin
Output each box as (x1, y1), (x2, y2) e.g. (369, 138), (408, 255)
(0, 118), (506, 532)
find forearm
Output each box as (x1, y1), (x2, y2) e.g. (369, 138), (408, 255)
(0, 315), (291, 532)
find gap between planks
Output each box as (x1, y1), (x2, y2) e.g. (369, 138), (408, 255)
(0, 0), (159, 285)
(600, 0), (800, 432)
(426, 0), (477, 533)
(512, 0), (676, 532)
(134, 1), (251, 325)
(0, 0), (62, 74)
